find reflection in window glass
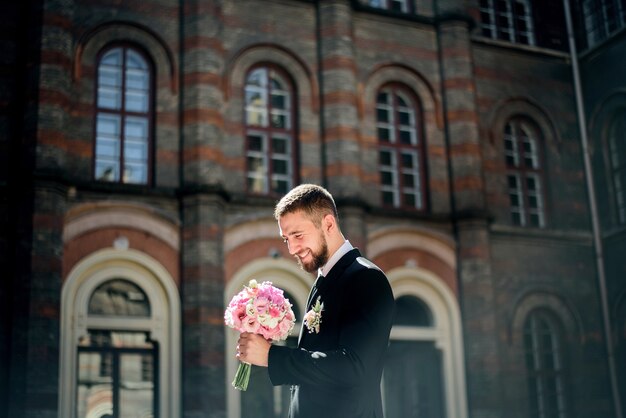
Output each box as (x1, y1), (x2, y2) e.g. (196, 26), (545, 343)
(479, 0), (535, 46)
(95, 46), (151, 185)
(376, 86), (425, 210)
(245, 67), (296, 195)
(77, 331), (156, 418)
(523, 311), (567, 418)
(504, 118), (545, 227)
(88, 279), (151, 317)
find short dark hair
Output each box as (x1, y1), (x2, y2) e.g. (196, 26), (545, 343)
(274, 184), (338, 225)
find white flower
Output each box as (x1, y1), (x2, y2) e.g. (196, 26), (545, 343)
(304, 297), (324, 334)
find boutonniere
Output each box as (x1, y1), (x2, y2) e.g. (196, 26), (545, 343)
(304, 296), (324, 334)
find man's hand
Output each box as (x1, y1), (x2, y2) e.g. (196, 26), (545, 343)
(237, 332), (271, 367)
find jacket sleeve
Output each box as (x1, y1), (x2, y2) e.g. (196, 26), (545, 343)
(268, 268), (394, 388)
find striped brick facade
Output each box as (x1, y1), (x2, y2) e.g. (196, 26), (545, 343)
(1, 1), (624, 418)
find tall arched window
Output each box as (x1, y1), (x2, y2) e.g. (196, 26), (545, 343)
(608, 112), (626, 224)
(376, 85), (427, 210)
(504, 117), (546, 227)
(94, 45), (153, 185)
(60, 249), (181, 418)
(523, 310), (568, 418)
(245, 66), (297, 196)
(384, 295), (445, 417)
(77, 279), (157, 418)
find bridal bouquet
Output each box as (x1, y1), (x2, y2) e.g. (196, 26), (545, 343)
(224, 279), (296, 390)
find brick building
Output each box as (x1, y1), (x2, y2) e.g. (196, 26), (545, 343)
(1, 0), (624, 417)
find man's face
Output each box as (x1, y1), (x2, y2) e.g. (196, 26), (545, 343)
(278, 210), (329, 273)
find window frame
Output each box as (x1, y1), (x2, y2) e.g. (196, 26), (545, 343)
(504, 117), (547, 228)
(523, 309), (569, 418)
(607, 111), (626, 225)
(582, 0), (626, 48)
(60, 249), (181, 418)
(367, 0), (414, 14)
(92, 43), (155, 186)
(244, 64), (298, 197)
(479, 0), (536, 46)
(376, 84), (428, 211)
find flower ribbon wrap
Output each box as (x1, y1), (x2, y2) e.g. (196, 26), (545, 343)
(224, 280), (296, 390)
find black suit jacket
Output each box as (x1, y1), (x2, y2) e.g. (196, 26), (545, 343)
(268, 249), (395, 418)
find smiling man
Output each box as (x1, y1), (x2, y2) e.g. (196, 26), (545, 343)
(236, 184), (395, 418)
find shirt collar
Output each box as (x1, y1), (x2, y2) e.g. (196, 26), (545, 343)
(319, 240), (354, 277)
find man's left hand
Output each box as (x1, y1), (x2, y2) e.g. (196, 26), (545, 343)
(237, 332), (271, 367)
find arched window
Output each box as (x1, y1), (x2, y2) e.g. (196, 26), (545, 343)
(77, 279), (157, 418)
(245, 66), (297, 196)
(504, 117), (546, 227)
(384, 295), (445, 418)
(94, 45), (153, 185)
(60, 250), (181, 418)
(376, 85), (427, 210)
(583, 0), (626, 47)
(608, 112), (626, 224)
(523, 310), (568, 418)
(479, 0), (535, 45)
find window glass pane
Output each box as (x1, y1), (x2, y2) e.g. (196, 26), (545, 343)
(401, 153), (414, 169)
(272, 159), (288, 175)
(394, 295), (432, 326)
(377, 108), (390, 123)
(380, 171), (394, 186)
(246, 68), (265, 88)
(124, 163), (147, 184)
(248, 176), (266, 194)
(403, 173), (415, 188)
(248, 134), (265, 152)
(382, 191), (395, 205)
(399, 129), (413, 145)
(272, 179), (289, 195)
(379, 150), (393, 166)
(272, 136), (288, 154)
(247, 156), (265, 173)
(271, 93), (287, 109)
(384, 341), (445, 418)
(88, 279), (150, 317)
(95, 161), (119, 182)
(378, 127), (391, 142)
(271, 112), (288, 129)
(119, 353), (154, 418)
(398, 110), (411, 125)
(77, 352), (113, 418)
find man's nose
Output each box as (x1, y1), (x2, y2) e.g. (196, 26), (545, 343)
(286, 240), (298, 255)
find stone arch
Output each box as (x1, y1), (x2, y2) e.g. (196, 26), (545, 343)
(59, 248), (181, 418)
(224, 43), (318, 111)
(386, 267), (468, 418)
(362, 63), (441, 129)
(486, 97), (561, 152)
(508, 288), (584, 345)
(75, 21), (177, 92)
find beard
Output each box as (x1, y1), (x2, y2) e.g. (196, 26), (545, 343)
(296, 231), (329, 273)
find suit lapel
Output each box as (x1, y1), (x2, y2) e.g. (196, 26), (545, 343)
(296, 249), (361, 347)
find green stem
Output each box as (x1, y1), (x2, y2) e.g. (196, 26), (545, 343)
(232, 361), (251, 391)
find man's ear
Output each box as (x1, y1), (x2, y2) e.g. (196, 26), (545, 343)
(322, 213), (336, 233)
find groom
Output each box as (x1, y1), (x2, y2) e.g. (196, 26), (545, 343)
(237, 184), (395, 418)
